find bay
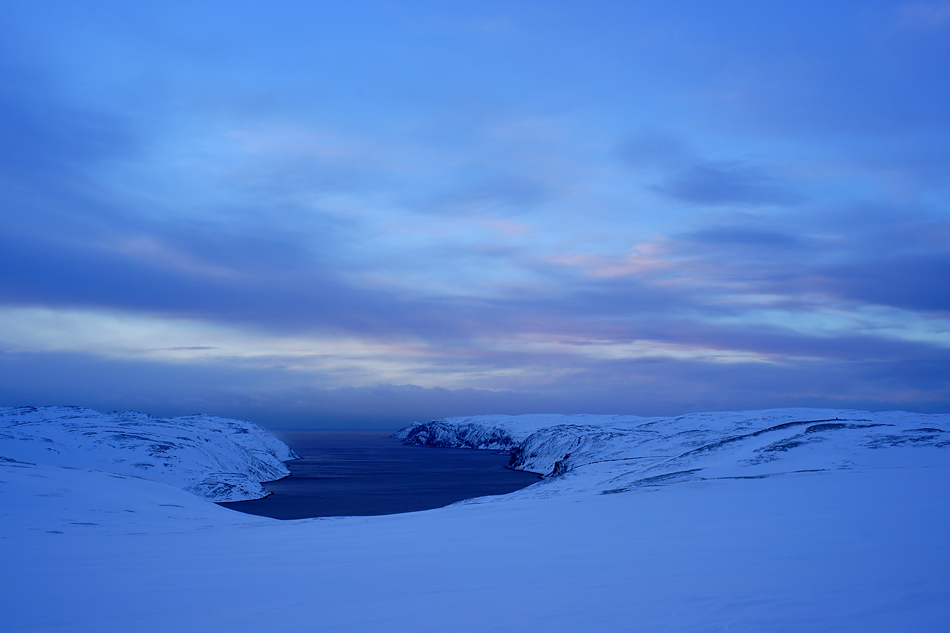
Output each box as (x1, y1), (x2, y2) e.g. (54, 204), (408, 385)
(219, 430), (541, 519)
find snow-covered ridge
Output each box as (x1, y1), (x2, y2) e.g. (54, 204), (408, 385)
(0, 406), (298, 502)
(393, 413), (644, 452)
(396, 409), (950, 493)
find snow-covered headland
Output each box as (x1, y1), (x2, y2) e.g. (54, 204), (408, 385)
(2, 407), (949, 632)
(0, 406), (298, 502)
(396, 409), (950, 493)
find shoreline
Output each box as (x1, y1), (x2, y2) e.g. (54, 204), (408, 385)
(217, 431), (541, 520)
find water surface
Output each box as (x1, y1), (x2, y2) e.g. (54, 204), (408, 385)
(219, 430), (540, 519)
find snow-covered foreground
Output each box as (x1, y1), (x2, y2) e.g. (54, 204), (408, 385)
(2, 408), (949, 632)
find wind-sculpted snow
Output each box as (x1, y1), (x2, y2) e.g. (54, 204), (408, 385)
(398, 409), (950, 496)
(0, 406), (298, 502)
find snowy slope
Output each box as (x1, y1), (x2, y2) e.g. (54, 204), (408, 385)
(393, 413), (645, 450)
(0, 406), (298, 501)
(0, 454), (268, 539)
(396, 409), (950, 493)
(2, 407), (949, 632)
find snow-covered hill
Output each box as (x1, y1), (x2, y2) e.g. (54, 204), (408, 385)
(396, 408), (950, 493)
(0, 406), (298, 501)
(393, 413), (643, 451)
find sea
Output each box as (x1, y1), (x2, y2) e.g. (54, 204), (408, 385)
(218, 430), (541, 519)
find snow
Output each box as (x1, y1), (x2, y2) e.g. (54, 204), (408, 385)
(398, 408), (950, 493)
(2, 407), (949, 632)
(0, 406), (298, 502)
(392, 413), (638, 450)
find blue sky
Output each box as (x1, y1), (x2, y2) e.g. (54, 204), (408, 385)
(1, 1), (949, 428)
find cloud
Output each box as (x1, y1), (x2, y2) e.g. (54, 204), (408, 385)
(816, 253), (950, 313)
(618, 133), (804, 206)
(655, 162), (805, 206)
(3, 345), (948, 431)
(682, 226), (804, 250)
(2, 4), (949, 423)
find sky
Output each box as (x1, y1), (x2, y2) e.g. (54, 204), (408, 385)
(1, 0), (949, 429)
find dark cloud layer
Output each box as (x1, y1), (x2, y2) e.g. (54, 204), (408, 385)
(3, 349), (948, 430)
(817, 254), (950, 313)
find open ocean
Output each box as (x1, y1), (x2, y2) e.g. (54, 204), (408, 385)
(219, 430), (541, 519)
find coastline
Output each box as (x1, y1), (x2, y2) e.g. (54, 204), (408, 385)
(216, 430), (541, 519)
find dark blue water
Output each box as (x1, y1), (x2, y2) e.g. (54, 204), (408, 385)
(219, 431), (541, 519)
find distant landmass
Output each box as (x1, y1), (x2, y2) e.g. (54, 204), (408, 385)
(395, 409), (950, 488)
